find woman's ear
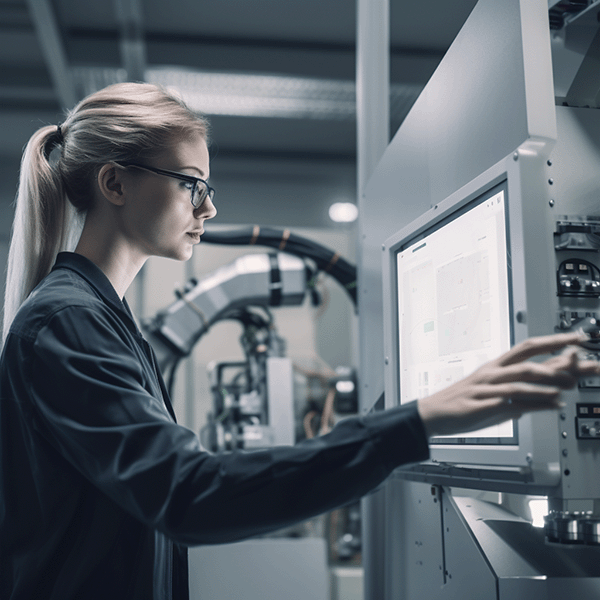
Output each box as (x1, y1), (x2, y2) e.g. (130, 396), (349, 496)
(97, 164), (126, 206)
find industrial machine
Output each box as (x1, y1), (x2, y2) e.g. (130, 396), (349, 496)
(142, 227), (359, 454)
(359, 0), (600, 597)
(143, 1), (600, 597)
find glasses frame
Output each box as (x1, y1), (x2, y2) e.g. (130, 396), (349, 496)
(114, 161), (215, 209)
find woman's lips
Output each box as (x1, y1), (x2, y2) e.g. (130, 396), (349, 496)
(187, 232), (201, 242)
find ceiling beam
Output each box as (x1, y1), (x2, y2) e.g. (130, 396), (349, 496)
(113, 0), (147, 82)
(66, 27), (446, 60)
(25, 0), (77, 109)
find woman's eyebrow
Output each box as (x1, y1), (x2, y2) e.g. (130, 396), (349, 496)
(180, 166), (206, 178)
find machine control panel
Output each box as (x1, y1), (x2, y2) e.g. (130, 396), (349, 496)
(576, 404), (600, 439)
(557, 259), (600, 297)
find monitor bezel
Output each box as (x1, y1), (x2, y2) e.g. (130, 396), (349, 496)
(394, 179), (518, 447)
(381, 156), (556, 474)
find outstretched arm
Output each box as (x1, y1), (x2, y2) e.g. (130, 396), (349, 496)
(417, 331), (600, 438)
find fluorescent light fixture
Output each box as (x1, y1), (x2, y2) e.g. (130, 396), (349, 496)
(71, 66), (422, 121)
(156, 68), (356, 120)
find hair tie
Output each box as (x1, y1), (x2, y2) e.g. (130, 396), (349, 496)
(55, 124), (64, 144)
(43, 123), (65, 160)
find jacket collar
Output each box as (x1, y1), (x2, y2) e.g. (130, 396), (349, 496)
(52, 252), (140, 334)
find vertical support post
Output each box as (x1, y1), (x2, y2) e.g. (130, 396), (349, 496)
(113, 0), (147, 82)
(26, 0), (77, 109)
(356, 0), (390, 197)
(357, 1), (390, 599)
(184, 259), (196, 430)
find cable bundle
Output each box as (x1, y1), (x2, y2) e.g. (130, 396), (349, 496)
(201, 225), (357, 306)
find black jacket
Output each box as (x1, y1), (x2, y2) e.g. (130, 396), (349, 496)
(0, 252), (429, 600)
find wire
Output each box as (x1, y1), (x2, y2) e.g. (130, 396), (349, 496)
(201, 226), (357, 306)
(319, 387), (337, 435)
(303, 410), (318, 439)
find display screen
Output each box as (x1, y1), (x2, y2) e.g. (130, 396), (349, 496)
(396, 181), (516, 444)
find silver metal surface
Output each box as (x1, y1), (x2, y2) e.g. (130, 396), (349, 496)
(188, 538), (329, 600)
(266, 357), (295, 446)
(146, 252), (306, 365)
(545, 511), (600, 545)
(356, 2), (390, 599)
(361, 0), (600, 596)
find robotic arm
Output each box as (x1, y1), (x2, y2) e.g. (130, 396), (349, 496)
(142, 252), (309, 372)
(142, 228), (358, 455)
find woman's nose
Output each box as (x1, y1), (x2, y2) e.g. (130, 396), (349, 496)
(196, 195), (217, 220)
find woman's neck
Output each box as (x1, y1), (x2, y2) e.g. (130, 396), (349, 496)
(74, 212), (146, 299)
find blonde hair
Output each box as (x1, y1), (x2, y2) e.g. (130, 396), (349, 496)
(3, 82), (209, 341)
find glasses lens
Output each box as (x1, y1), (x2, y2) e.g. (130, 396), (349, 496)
(192, 182), (213, 209)
(192, 184), (204, 209)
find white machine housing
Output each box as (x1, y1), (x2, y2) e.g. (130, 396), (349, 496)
(383, 133), (600, 497)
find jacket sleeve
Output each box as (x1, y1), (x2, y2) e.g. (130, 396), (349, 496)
(26, 304), (430, 546)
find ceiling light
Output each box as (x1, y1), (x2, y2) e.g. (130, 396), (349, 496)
(329, 202), (358, 223)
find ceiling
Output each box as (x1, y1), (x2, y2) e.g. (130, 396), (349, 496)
(0, 0), (485, 230)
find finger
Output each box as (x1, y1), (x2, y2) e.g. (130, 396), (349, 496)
(470, 381), (562, 401)
(445, 394), (564, 434)
(479, 361), (579, 388)
(541, 347), (600, 377)
(576, 359), (600, 375)
(496, 332), (589, 367)
(545, 345), (579, 367)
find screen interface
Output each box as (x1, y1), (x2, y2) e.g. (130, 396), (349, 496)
(396, 182), (515, 444)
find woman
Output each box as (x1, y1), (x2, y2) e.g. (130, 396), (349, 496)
(0, 82), (596, 600)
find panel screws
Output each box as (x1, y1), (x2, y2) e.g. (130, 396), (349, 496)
(549, 199), (555, 207)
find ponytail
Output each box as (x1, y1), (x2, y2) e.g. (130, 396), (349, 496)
(3, 126), (82, 342)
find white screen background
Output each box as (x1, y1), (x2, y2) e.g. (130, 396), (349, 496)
(397, 189), (512, 439)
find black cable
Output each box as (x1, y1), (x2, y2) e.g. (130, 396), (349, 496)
(165, 227), (357, 395)
(201, 226), (357, 306)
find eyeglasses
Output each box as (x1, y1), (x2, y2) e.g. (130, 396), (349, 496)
(115, 161), (215, 209)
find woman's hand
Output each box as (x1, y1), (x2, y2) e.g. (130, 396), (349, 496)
(417, 331), (600, 438)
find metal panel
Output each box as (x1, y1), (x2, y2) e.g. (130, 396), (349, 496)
(455, 495), (600, 598)
(356, 0), (390, 416)
(356, 1), (390, 599)
(359, 0), (561, 597)
(439, 491), (498, 599)
(359, 0), (555, 415)
(387, 480), (446, 600)
(266, 357), (295, 446)
(188, 538), (328, 600)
